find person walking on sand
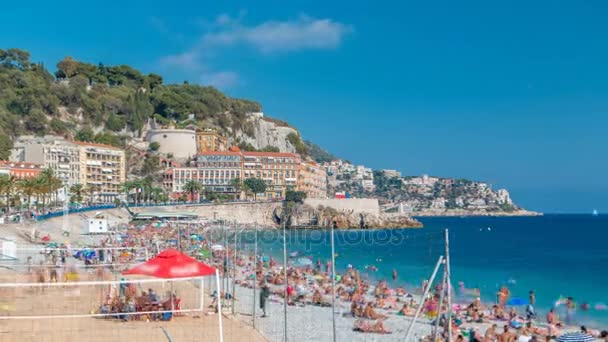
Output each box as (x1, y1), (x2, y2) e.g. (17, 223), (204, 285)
(260, 281), (270, 317)
(526, 290), (536, 320)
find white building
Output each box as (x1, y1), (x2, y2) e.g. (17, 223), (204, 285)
(496, 189), (513, 205)
(382, 169), (402, 178)
(11, 135), (82, 190)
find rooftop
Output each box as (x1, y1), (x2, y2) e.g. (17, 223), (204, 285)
(0, 160), (43, 169)
(74, 141), (123, 150)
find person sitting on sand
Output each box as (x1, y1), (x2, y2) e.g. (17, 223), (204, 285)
(352, 319), (391, 334)
(485, 324), (498, 341)
(499, 325), (517, 342)
(312, 289), (323, 306)
(363, 302), (386, 320)
(546, 308), (561, 326)
(397, 303), (413, 316)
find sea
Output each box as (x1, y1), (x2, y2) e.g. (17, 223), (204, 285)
(232, 214), (608, 328)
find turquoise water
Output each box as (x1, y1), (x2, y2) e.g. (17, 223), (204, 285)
(233, 214), (608, 328)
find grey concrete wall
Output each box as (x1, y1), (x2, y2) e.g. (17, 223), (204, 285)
(304, 198), (380, 216)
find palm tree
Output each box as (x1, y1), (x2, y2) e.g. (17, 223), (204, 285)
(230, 177), (242, 200)
(150, 187), (164, 204)
(182, 180), (202, 203)
(0, 175), (15, 215)
(32, 174), (49, 211)
(141, 176), (153, 203)
(86, 185), (99, 205)
(18, 178), (37, 209)
(69, 184), (85, 204)
(120, 180), (135, 204)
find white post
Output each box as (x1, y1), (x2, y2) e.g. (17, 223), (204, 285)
(253, 222), (258, 329)
(200, 277), (205, 311)
(232, 221), (237, 315)
(432, 265), (448, 341)
(330, 224), (337, 342)
(445, 229), (453, 342)
(404, 255), (444, 341)
(215, 269), (224, 342)
(282, 221), (288, 342)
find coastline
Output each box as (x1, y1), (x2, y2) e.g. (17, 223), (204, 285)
(410, 209), (542, 217)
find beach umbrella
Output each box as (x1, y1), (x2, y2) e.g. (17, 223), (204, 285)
(123, 248), (215, 278)
(556, 332), (594, 342)
(507, 298), (527, 306)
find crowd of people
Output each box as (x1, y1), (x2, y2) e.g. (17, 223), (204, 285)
(17, 219), (608, 341)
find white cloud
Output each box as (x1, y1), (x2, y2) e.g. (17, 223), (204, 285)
(158, 13), (352, 88)
(159, 50), (201, 71)
(204, 14), (353, 53)
(201, 71), (240, 89)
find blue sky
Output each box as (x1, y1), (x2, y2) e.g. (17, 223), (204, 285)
(2, 0), (607, 213)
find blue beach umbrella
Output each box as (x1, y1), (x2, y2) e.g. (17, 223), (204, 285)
(556, 332), (594, 342)
(507, 298), (527, 306)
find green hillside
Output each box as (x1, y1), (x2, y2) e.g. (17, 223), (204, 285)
(0, 48), (263, 158)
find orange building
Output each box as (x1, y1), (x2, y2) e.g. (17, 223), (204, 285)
(195, 129), (228, 153)
(0, 160), (43, 179)
(241, 151), (300, 199)
(298, 161), (328, 198)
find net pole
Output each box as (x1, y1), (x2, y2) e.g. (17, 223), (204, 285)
(282, 221), (288, 342)
(445, 229), (453, 342)
(216, 269), (224, 342)
(432, 264), (448, 341)
(200, 277), (205, 311)
(253, 222), (258, 329)
(232, 221), (237, 315)
(404, 255), (444, 341)
(330, 224), (337, 342)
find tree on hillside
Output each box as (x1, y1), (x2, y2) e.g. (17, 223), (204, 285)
(285, 190), (307, 204)
(0, 48), (31, 70)
(56, 56), (79, 78)
(148, 142), (160, 152)
(75, 128), (95, 142)
(183, 180), (202, 202)
(287, 132), (308, 155)
(244, 178), (266, 200)
(146, 73), (163, 90)
(0, 135), (13, 160)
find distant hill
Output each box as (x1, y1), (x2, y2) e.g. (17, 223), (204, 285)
(304, 140), (336, 163)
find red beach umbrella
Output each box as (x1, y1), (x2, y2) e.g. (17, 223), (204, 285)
(123, 248), (216, 278)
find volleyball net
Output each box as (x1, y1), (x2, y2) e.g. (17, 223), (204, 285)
(0, 246), (150, 273)
(0, 274), (226, 341)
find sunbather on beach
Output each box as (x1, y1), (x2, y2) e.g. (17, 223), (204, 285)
(499, 325), (517, 342)
(352, 319), (391, 334)
(363, 302), (386, 320)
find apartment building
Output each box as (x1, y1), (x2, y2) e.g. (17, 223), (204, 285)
(195, 151), (242, 193)
(11, 135), (81, 187)
(195, 129), (227, 153)
(241, 151), (300, 199)
(298, 161), (328, 198)
(76, 142), (126, 203)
